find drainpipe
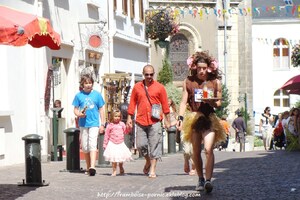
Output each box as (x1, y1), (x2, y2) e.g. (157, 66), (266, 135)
(222, 0), (228, 86)
(107, 0), (111, 73)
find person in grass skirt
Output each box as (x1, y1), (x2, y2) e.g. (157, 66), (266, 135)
(177, 51), (226, 193)
(103, 109), (133, 176)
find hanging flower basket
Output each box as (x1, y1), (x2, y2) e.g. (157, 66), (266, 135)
(291, 44), (300, 67)
(145, 9), (179, 41)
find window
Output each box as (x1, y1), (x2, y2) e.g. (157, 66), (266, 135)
(170, 34), (189, 81)
(273, 38), (290, 70)
(87, 4), (99, 20)
(139, 0), (144, 22)
(130, 0), (135, 19)
(273, 89), (290, 107)
(123, 0), (128, 15)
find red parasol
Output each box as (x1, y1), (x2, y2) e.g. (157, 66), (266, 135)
(0, 5), (61, 50)
(280, 74), (300, 91)
(286, 89), (300, 95)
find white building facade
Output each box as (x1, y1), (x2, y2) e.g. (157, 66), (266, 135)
(0, 0), (149, 167)
(252, 0), (300, 125)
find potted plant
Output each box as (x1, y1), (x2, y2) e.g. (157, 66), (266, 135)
(145, 9), (179, 42)
(291, 43), (300, 67)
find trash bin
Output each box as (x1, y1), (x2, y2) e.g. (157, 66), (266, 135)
(167, 126), (176, 154)
(51, 145), (63, 161)
(96, 133), (110, 168)
(167, 132), (176, 154)
(63, 128), (81, 172)
(19, 134), (48, 186)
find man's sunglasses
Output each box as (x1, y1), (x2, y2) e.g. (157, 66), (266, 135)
(144, 73), (154, 77)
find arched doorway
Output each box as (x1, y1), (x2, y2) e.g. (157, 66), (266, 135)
(170, 34), (189, 81)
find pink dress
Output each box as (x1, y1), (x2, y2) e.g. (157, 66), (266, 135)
(103, 121), (132, 162)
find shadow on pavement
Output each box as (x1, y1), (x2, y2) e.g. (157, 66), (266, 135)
(212, 151), (300, 199)
(0, 184), (38, 200)
(165, 185), (196, 192)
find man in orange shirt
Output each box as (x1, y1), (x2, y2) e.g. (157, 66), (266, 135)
(127, 65), (170, 178)
(218, 115), (230, 150)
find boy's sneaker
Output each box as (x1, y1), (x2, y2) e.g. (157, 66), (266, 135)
(204, 180), (213, 193)
(195, 177), (205, 191)
(89, 167), (96, 176)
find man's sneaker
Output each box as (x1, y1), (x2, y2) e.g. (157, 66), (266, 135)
(204, 180), (213, 193)
(195, 177), (205, 191)
(89, 167), (96, 176)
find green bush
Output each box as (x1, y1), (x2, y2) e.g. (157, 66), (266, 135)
(215, 84), (230, 118)
(165, 83), (182, 107)
(254, 136), (263, 147)
(157, 58), (173, 85)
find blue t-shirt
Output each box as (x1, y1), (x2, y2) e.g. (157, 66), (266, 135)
(72, 90), (105, 127)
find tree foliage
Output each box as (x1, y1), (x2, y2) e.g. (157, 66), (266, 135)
(157, 58), (173, 85)
(293, 101), (300, 108)
(215, 84), (230, 118)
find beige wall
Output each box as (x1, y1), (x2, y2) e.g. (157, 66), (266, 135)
(149, 1), (253, 125)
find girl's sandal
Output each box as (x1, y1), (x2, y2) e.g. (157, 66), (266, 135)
(120, 168), (125, 175)
(148, 174), (157, 178)
(111, 171), (117, 176)
(189, 169), (196, 176)
(143, 164), (151, 174)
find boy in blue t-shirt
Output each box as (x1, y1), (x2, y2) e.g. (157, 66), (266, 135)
(72, 75), (105, 176)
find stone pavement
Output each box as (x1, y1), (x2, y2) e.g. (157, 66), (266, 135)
(0, 149), (299, 200)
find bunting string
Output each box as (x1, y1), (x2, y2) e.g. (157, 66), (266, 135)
(253, 38), (300, 46)
(150, 5), (300, 18)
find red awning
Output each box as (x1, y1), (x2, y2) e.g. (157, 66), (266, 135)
(0, 5), (61, 50)
(280, 74), (300, 91)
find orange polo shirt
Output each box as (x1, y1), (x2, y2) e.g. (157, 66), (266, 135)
(220, 119), (230, 135)
(127, 80), (170, 126)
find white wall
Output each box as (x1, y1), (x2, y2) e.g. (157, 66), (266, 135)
(252, 23), (300, 122)
(0, 0), (150, 166)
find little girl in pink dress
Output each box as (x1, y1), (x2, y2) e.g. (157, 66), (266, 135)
(103, 109), (132, 176)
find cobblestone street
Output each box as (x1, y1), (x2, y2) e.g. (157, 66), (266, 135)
(0, 150), (299, 200)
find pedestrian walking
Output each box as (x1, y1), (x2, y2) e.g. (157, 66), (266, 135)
(232, 110), (247, 152)
(103, 109), (133, 176)
(218, 115), (230, 151)
(177, 51), (226, 193)
(180, 105), (196, 176)
(72, 75), (105, 176)
(183, 141), (196, 176)
(126, 64), (171, 178)
(54, 99), (62, 108)
(259, 107), (274, 150)
(281, 110), (290, 146)
(165, 98), (178, 134)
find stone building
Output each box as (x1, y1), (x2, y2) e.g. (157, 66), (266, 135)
(148, 0), (253, 124)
